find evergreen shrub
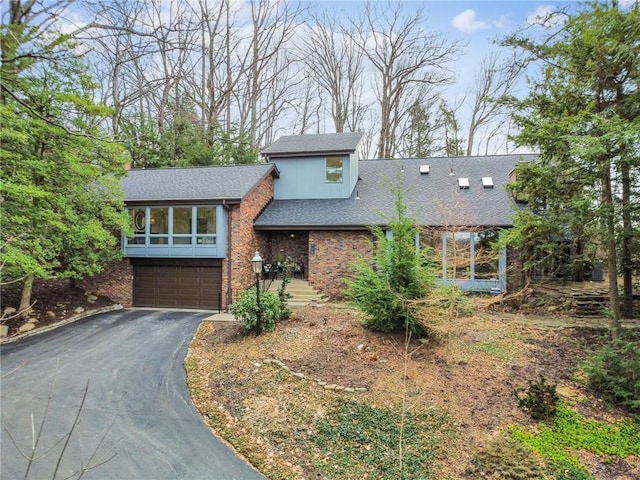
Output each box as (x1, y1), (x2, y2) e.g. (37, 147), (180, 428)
(230, 288), (282, 333)
(513, 374), (559, 421)
(581, 332), (640, 415)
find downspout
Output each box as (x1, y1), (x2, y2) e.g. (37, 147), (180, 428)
(223, 200), (232, 311)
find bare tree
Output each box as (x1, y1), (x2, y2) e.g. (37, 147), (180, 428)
(81, 0), (158, 137)
(190, 0), (243, 137)
(352, 1), (461, 159)
(465, 52), (522, 156)
(299, 9), (368, 133)
(291, 75), (323, 134)
(231, 0), (302, 146)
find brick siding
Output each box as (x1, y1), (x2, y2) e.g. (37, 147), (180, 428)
(225, 173), (275, 306)
(79, 259), (134, 307)
(308, 230), (374, 299)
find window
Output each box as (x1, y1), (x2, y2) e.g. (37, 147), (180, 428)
(475, 230), (500, 278)
(196, 207), (216, 245)
(416, 229), (502, 284)
(446, 232), (471, 279)
(149, 208), (169, 244)
(326, 156), (343, 183)
(130, 208), (146, 244)
(419, 229), (444, 278)
(172, 207), (192, 245)
(125, 206), (217, 247)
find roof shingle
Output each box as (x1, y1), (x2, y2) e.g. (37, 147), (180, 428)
(261, 132), (365, 158)
(122, 163), (277, 203)
(254, 154), (536, 229)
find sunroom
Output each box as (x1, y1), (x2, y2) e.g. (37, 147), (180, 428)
(123, 205), (227, 258)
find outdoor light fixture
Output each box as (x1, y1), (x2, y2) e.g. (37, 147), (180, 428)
(251, 251), (263, 335)
(252, 251), (263, 275)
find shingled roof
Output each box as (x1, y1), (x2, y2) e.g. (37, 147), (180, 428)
(122, 163), (278, 203)
(261, 132), (365, 158)
(254, 154), (536, 229)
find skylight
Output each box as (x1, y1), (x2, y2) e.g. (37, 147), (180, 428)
(419, 165), (430, 174)
(458, 177), (470, 189)
(482, 177), (494, 188)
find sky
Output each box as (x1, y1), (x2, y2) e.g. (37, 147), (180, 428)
(314, 0), (580, 94)
(296, 0), (582, 153)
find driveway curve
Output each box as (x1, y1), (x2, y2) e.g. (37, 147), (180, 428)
(1, 309), (265, 480)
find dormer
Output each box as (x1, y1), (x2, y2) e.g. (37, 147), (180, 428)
(261, 132), (365, 200)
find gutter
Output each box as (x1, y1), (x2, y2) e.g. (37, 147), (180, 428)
(223, 199), (232, 311)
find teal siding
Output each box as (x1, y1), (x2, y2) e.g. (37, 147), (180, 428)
(273, 154), (356, 199)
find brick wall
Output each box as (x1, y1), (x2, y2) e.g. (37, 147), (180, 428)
(308, 230), (374, 299)
(224, 173), (274, 307)
(79, 259), (133, 307)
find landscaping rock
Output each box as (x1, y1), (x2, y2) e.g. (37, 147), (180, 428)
(0, 325), (8, 338)
(86, 294), (98, 303)
(3, 307), (17, 316)
(18, 322), (36, 333)
(74, 307), (85, 314)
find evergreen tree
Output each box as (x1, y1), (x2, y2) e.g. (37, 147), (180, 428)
(121, 110), (259, 169)
(1, 5), (130, 313)
(503, 1), (640, 325)
(345, 188), (436, 335)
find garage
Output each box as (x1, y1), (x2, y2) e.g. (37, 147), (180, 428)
(132, 259), (222, 310)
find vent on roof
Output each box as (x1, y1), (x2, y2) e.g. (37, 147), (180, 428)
(458, 177), (470, 189)
(419, 165), (430, 174)
(482, 177), (494, 188)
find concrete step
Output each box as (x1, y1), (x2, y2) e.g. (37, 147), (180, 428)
(266, 279), (324, 306)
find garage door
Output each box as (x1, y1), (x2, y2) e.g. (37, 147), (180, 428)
(133, 262), (222, 309)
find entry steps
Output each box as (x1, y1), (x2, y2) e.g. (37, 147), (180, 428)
(266, 279), (325, 307)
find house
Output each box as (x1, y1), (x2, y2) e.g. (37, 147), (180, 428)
(81, 132), (535, 310)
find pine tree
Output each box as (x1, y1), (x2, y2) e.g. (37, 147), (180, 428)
(503, 1), (640, 326)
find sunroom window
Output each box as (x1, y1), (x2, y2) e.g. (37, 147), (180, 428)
(196, 207), (216, 245)
(149, 207), (169, 244)
(172, 207), (192, 245)
(446, 232), (471, 279)
(126, 206), (216, 247)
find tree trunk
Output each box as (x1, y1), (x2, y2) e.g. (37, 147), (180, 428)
(19, 274), (34, 318)
(621, 161), (633, 318)
(602, 166), (621, 334)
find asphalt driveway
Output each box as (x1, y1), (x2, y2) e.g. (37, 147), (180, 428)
(0, 309), (265, 480)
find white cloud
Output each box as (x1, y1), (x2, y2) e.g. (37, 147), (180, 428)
(526, 5), (567, 28)
(452, 9), (490, 34)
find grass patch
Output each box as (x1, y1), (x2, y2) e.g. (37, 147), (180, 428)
(312, 399), (455, 479)
(468, 331), (528, 361)
(510, 403), (640, 479)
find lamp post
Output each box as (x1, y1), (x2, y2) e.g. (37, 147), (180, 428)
(251, 251), (263, 335)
